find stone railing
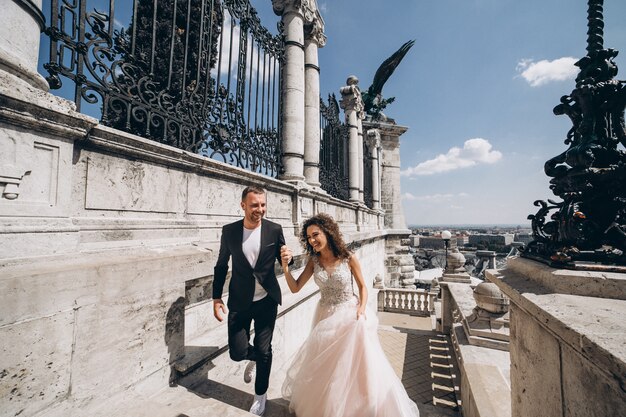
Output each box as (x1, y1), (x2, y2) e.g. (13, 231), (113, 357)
(377, 288), (437, 316)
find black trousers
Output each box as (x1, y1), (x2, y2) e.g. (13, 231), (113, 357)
(227, 296), (278, 395)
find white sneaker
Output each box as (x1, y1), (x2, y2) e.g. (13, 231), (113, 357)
(243, 361), (256, 384)
(249, 392), (266, 416)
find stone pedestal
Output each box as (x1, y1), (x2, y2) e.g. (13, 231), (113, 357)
(362, 119), (408, 229)
(384, 230), (415, 288)
(442, 247), (472, 283)
(486, 256), (626, 417)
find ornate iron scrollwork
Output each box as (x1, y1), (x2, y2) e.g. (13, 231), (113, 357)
(522, 0), (626, 267)
(319, 94), (350, 201)
(43, 0), (283, 177)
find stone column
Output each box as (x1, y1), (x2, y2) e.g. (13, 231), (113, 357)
(339, 75), (364, 203)
(1, 0), (48, 90)
(303, 12), (326, 188)
(367, 129), (382, 210)
(357, 114), (365, 202)
(273, 0), (307, 184)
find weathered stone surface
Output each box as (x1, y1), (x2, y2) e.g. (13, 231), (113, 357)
(488, 258), (626, 417)
(0, 310), (74, 417)
(187, 174), (241, 216)
(85, 156), (187, 213)
(561, 341), (626, 417)
(509, 304), (562, 417)
(497, 256), (626, 300)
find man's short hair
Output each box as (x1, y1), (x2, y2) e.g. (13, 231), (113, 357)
(241, 185), (266, 201)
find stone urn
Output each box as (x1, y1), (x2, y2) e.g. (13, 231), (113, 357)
(473, 282), (509, 314)
(446, 247), (466, 273)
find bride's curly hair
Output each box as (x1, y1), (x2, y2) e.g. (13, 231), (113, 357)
(300, 213), (351, 259)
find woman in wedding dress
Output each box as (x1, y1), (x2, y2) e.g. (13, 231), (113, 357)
(279, 214), (419, 417)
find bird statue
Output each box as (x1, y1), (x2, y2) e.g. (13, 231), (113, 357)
(362, 40), (415, 119)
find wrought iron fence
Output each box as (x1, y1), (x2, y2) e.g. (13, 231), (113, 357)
(43, 0), (283, 176)
(319, 94), (349, 201)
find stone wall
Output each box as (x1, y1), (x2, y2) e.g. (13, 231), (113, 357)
(487, 257), (626, 417)
(0, 83), (392, 416)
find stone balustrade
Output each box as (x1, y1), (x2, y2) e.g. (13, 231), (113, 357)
(377, 287), (437, 316)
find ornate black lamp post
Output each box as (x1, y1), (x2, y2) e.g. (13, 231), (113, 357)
(522, 0), (626, 268)
(441, 230), (452, 271)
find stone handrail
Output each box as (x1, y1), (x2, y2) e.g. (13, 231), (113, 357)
(377, 288), (437, 316)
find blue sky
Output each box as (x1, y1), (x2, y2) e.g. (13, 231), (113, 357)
(38, 1), (626, 226)
(255, 0), (626, 226)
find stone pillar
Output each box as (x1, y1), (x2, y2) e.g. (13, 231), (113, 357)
(339, 75), (364, 203)
(273, 0), (306, 184)
(384, 231), (415, 288)
(362, 119), (408, 229)
(302, 11), (326, 188)
(1, 0), (48, 90)
(367, 129), (382, 210)
(357, 115), (365, 202)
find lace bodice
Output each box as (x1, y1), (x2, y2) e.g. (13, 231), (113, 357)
(312, 257), (357, 307)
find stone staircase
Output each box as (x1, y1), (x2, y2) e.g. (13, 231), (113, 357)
(83, 311), (461, 417)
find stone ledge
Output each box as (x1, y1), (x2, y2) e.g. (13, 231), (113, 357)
(486, 261), (626, 389)
(451, 322), (511, 417)
(492, 256), (626, 300)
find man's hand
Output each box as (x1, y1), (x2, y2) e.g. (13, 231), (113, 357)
(280, 245), (293, 269)
(213, 298), (227, 322)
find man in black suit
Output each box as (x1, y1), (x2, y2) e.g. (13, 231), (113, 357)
(212, 185), (292, 416)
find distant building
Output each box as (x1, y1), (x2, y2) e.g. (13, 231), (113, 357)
(456, 235), (469, 247)
(468, 233), (514, 247)
(514, 232), (533, 245)
(418, 234), (459, 249)
(418, 235), (447, 249)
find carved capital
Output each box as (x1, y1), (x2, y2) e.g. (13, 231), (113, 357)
(272, 0), (301, 16)
(306, 18), (327, 47)
(303, 1), (326, 47)
(339, 75), (364, 115)
(366, 129), (382, 152)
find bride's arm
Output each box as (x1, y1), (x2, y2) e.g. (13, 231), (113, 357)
(349, 255), (368, 319)
(281, 249), (314, 293)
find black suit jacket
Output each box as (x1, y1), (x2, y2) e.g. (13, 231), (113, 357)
(212, 218), (286, 311)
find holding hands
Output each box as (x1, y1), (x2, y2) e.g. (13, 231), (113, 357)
(280, 245), (293, 270)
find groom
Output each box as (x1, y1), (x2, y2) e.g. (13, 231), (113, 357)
(212, 185), (292, 415)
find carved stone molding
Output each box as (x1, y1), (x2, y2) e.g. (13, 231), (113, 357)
(272, 0), (302, 16)
(339, 76), (364, 117)
(306, 19), (327, 47)
(0, 131), (31, 200)
(366, 128), (382, 152)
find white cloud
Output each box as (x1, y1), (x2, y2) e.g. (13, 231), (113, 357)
(516, 57), (578, 87)
(401, 138), (502, 177)
(402, 192), (469, 202)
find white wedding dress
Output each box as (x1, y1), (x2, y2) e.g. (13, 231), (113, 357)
(282, 257), (419, 417)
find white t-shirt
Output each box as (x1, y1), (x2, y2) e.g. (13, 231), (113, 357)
(242, 224), (267, 301)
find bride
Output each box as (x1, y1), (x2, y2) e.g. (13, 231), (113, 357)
(279, 214), (419, 417)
